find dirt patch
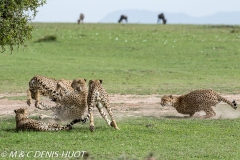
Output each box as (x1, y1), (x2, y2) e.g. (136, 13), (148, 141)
(0, 93), (240, 120)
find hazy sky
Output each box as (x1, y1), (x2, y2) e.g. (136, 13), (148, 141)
(33, 0), (240, 23)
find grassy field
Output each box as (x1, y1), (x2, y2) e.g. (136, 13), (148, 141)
(1, 23), (240, 159)
(1, 116), (240, 159)
(0, 23), (240, 94)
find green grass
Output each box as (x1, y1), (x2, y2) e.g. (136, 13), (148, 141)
(1, 117), (240, 159)
(0, 96), (26, 100)
(0, 23), (240, 94)
(1, 23), (240, 159)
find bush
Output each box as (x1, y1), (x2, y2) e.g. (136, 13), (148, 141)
(35, 35), (57, 42)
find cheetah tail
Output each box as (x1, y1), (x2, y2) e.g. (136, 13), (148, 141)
(64, 125), (72, 130)
(66, 118), (87, 128)
(36, 101), (58, 111)
(46, 124), (72, 131)
(60, 125), (72, 131)
(232, 100), (237, 110)
(220, 96), (237, 110)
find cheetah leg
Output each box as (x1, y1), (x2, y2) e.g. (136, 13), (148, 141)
(27, 89), (32, 106)
(96, 103), (111, 126)
(34, 90), (40, 108)
(203, 107), (216, 118)
(189, 112), (195, 117)
(85, 105), (95, 132)
(103, 103), (119, 130)
(39, 114), (60, 120)
(36, 102), (61, 111)
(89, 111), (94, 132)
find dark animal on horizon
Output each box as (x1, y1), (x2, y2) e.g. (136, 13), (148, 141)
(118, 15), (128, 23)
(157, 13), (167, 24)
(78, 13), (84, 24)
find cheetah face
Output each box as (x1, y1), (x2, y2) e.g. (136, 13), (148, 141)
(71, 78), (87, 91)
(88, 80), (102, 90)
(14, 108), (29, 117)
(160, 95), (173, 106)
(88, 79), (103, 93)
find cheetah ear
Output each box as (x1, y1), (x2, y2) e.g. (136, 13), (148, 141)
(71, 81), (74, 88)
(89, 80), (93, 85)
(84, 79), (87, 82)
(169, 95), (173, 99)
(99, 79), (103, 84)
(71, 79), (77, 88)
(14, 109), (17, 113)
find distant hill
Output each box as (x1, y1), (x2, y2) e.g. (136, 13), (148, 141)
(100, 10), (240, 24)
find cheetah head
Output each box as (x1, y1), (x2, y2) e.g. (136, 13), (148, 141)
(88, 80), (103, 104)
(71, 78), (87, 92)
(14, 108), (29, 119)
(89, 79), (102, 87)
(160, 95), (174, 107)
(88, 79), (103, 92)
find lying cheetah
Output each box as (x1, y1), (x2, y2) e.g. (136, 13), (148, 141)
(160, 89), (237, 118)
(35, 78), (88, 122)
(27, 75), (74, 107)
(67, 79), (119, 132)
(14, 108), (72, 131)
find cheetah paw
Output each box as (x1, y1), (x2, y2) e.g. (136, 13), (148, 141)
(90, 126), (95, 132)
(39, 114), (44, 120)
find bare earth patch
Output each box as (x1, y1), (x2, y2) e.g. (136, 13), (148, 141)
(0, 93), (240, 120)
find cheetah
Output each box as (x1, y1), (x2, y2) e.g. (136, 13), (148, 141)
(27, 75), (74, 107)
(14, 108), (72, 131)
(35, 78), (88, 122)
(160, 89), (237, 118)
(67, 79), (119, 132)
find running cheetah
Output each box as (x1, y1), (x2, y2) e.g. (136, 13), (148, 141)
(160, 89), (237, 118)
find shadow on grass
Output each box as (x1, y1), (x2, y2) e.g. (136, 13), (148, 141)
(143, 115), (189, 119)
(4, 128), (17, 132)
(70, 125), (108, 132)
(35, 35), (57, 43)
(163, 115), (191, 119)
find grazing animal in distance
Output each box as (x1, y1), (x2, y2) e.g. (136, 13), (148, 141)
(118, 15), (128, 23)
(160, 89), (237, 118)
(14, 108), (72, 131)
(78, 13), (84, 24)
(157, 13), (167, 24)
